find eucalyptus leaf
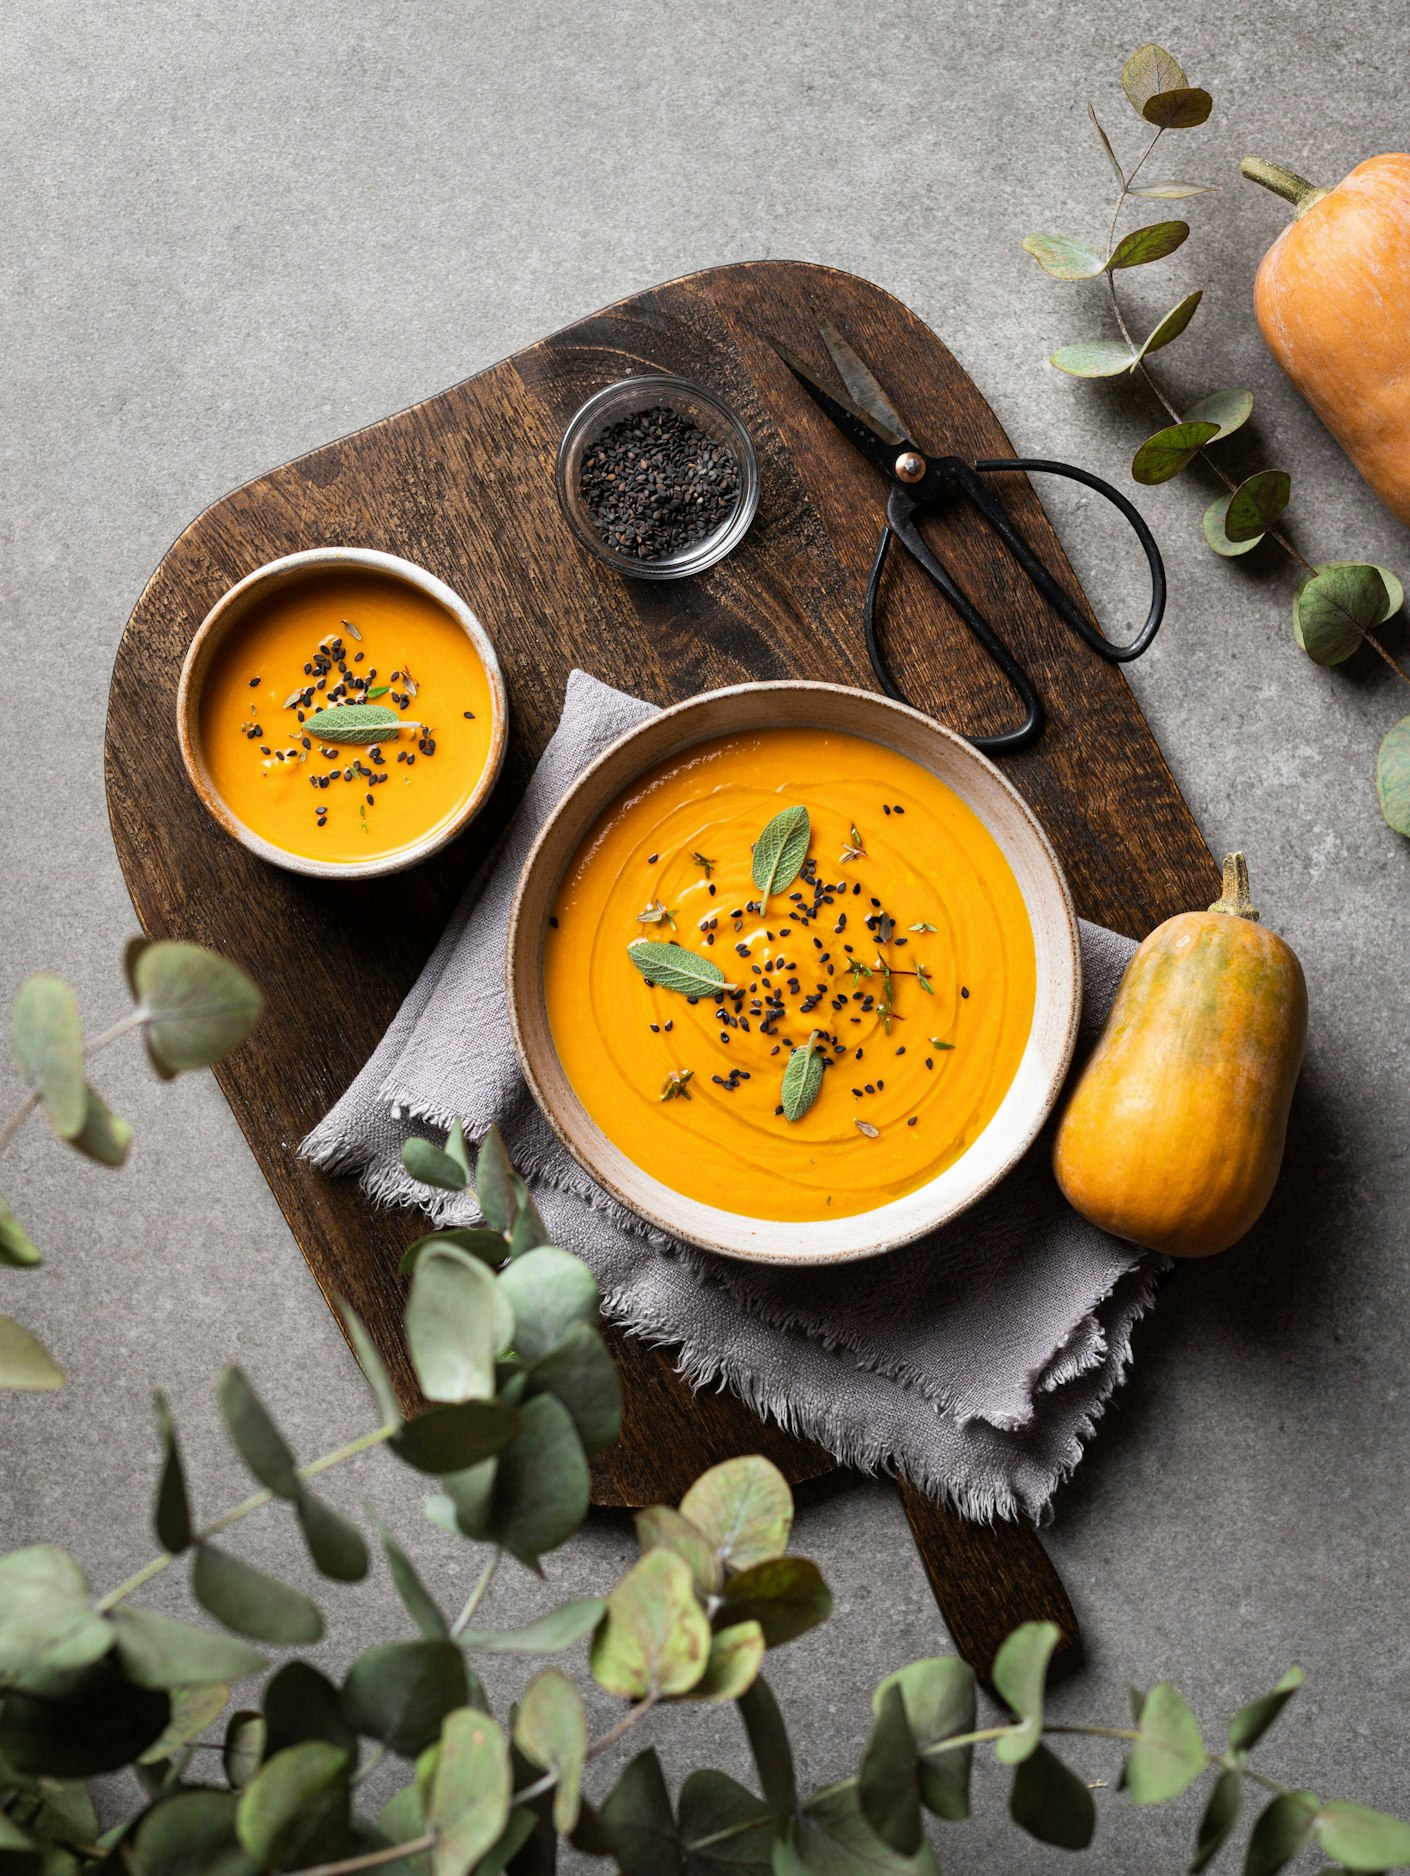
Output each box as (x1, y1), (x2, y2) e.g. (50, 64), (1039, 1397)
(509, 1322), (622, 1455)
(1294, 563), (1400, 666)
(1203, 492), (1264, 557)
(718, 1556), (831, 1648)
(375, 1783), (430, 1876)
(1184, 389), (1254, 438)
(590, 1548), (712, 1699)
(871, 1657), (975, 1822)
(399, 1229), (506, 1276)
(690, 1622), (765, 1704)
(0, 1196), (41, 1268)
(1120, 42), (1187, 111)
(126, 1788), (247, 1876)
(428, 1708), (511, 1876)
(406, 1245), (510, 1403)
(1131, 421), (1219, 485)
(635, 1505), (723, 1599)
(752, 805), (810, 899)
(264, 1662), (357, 1758)
(1021, 233), (1106, 280)
(628, 940), (729, 999)
(0, 1547), (112, 1692)
(992, 1621), (1061, 1764)
(506, 1178), (551, 1258)
(0, 1314), (65, 1391)
(0, 1655), (170, 1777)
(1088, 104), (1124, 186)
(738, 1677), (796, 1820)
(192, 1544), (323, 1645)
(678, 1770), (775, 1876)
(1140, 290), (1203, 358)
(401, 1138), (469, 1194)
(1049, 339), (1138, 378)
(1244, 1790), (1318, 1876)
(474, 1126), (514, 1233)
(1110, 220), (1190, 268)
(859, 1681), (923, 1856)
(443, 1116), (473, 1183)
(515, 1668), (586, 1833)
(1224, 469), (1291, 544)
(130, 943), (262, 1076)
(371, 1511), (449, 1639)
(218, 1365), (299, 1498)
(458, 1597), (605, 1654)
(235, 1741), (351, 1871)
(110, 1606), (266, 1689)
(71, 1083), (132, 1167)
(389, 1400), (520, 1475)
(336, 1298), (401, 1429)
(781, 1035), (824, 1122)
(1190, 1766), (1242, 1872)
(224, 1710), (267, 1791)
(1140, 86), (1213, 128)
(302, 703), (403, 744)
(454, 1392), (588, 1558)
(11, 973), (85, 1138)
(496, 1247), (598, 1361)
(1314, 1799), (1410, 1870)
(679, 1454), (793, 1574)
(342, 1640), (467, 1756)
(1229, 1665), (1303, 1752)
(775, 1780), (940, 1875)
(1125, 1681), (1205, 1802)
(601, 1749), (677, 1876)
(296, 1489), (369, 1582)
(1008, 1743), (1095, 1850)
(1377, 716), (1410, 837)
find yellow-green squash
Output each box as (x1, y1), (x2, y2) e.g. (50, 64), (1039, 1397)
(1053, 855), (1307, 1258)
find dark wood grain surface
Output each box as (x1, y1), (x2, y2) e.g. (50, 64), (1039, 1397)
(104, 261), (1218, 1677)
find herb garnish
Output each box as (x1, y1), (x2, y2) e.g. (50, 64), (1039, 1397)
(636, 899), (677, 929)
(628, 940), (731, 997)
(916, 964), (934, 995)
(909, 921), (937, 933)
(660, 1068), (694, 1103)
(780, 1031), (825, 1122)
(692, 851), (716, 878)
(855, 1119), (880, 1138)
(840, 823), (867, 864)
(751, 806), (810, 900)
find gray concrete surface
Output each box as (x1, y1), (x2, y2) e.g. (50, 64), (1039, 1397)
(2, 0), (1407, 1865)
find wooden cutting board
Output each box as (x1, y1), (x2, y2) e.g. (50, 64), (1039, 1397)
(104, 261), (1218, 1684)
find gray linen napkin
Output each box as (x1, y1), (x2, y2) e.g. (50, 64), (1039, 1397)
(304, 670), (1167, 1522)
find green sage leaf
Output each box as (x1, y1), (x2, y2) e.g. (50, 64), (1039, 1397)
(1314, 1799), (1410, 1870)
(406, 1243), (511, 1403)
(780, 1033), (824, 1122)
(153, 1391), (193, 1555)
(1125, 1681), (1205, 1802)
(992, 1620), (1061, 1764)
(1131, 421), (1219, 485)
(370, 1510), (449, 1639)
(131, 942), (261, 1076)
(689, 1621), (765, 1704)
(1190, 1766), (1242, 1872)
(629, 939), (729, 998)
(235, 1740), (350, 1870)
(859, 1681), (923, 1856)
(111, 1606), (265, 1689)
(1141, 290), (1203, 357)
(590, 1549), (711, 1699)
(752, 805), (810, 899)
(1110, 220), (1190, 268)
(428, 1708), (511, 1876)
(389, 1399), (520, 1475)
(341, 1640), (467, 1757)
(1184, 388), (1254, 438)
(1229, 1665), (1303, 1752)
(71, 1083), (132, 1166)
(192, 1544), (322, 1645)
(1203, 491), (1264, 557)
(302, 703), (403, 744)
(0, 1314), (64, 1391)
(1244, 1790), (1318, 1876)
(1141, 86), (1213, 128)
(679, 1454), (794, 1573)
(1295, 562), (1401, 666)
(1049, 338), (1138, 377)
(1009, 1743), (1095, 1850)
(1224, 469), (1291, 543)
(12, 973), (85, 1138)
(872, 1656), (975, 1822)
(496, 1246), (597, 1361)
(514, 1668), (586, 1833)
(0, 1196), (41, 1268)
(401, 1138), (468, 1193)
(218, 1365), (299, 1497)
(458, 1597), (605, 1654)
(635, 1504), (722, 1599)
(1121, 42), (1187, 111)
(1021, 233), (1106, 280)
(1377, 715), (1410, 836)
(718, 1556), (832, 1648)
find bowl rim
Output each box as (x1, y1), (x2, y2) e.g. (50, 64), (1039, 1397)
(505, 679), (1081, 1265)
(176, 546), (509, 881)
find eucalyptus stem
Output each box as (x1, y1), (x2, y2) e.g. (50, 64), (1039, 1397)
(0, 1009), (147, 1156)
(94, 1421), (396, 1613)
(450, 1549), (501, 1636)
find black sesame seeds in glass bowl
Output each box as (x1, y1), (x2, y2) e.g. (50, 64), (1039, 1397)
(555, 376), (760, 580)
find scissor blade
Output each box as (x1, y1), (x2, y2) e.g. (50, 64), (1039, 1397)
(767, 339), (907, 480)
(817, 320), (910, 447)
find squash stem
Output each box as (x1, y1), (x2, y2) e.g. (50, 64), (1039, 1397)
(1209, 851), (1260, 922)
(1240, 155), (1331, 218)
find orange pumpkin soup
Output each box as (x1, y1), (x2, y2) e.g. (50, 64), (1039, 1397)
(196, 570), (495, 865)
(544, 728), (1036, 1223)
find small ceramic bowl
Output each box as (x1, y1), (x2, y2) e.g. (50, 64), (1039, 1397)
(506, 681), (1081, 1265)
(177, 547), (508, 880)
(555, 375), (760, 579)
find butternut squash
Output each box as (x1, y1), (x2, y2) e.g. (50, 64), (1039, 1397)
(1242, 152), (1410, 528)
(1053, 854), (1307, 1258)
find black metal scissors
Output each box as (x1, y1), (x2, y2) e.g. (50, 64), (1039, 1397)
(771, 322), (1166, 754)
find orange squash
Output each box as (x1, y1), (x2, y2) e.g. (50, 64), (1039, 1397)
(1242, 152), (1410, 528)
(1053, 854), (1307, 1258)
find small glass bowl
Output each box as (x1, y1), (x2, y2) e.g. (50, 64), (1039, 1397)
(555, 375), (760, 580)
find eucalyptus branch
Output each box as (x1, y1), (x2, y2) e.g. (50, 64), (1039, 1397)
(0, 1011), (150, 1156)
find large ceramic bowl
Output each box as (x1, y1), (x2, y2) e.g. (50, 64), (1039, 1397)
(177, 547), (508, 880)
(506, 682), (1080, 1264)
